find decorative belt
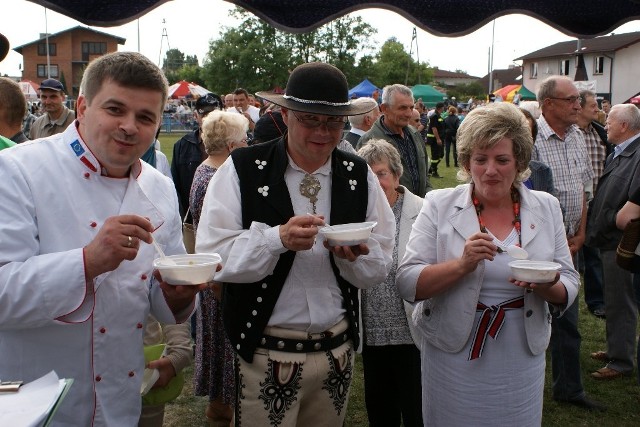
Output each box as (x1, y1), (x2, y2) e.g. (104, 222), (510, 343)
(259, 330), (351, 353)
(468, 296), (525, 360)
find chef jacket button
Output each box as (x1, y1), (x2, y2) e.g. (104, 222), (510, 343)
(257, 297), (262, 303)
(252, 310), (257, 316)
(99, 327), (106, 334)
(246, 322), (251, 328)
(262, 283), (268, 289)
(128, 371), (135, 377)
(424, 308), (431, 316)
(141, 274), (148, 280)
(526, 310), (533, 318)
(236, 344), (241, 350)
(84, 172), (90, 179)
(240, 333), (245, 339)
(90, 221), (97, 228)
(137, 323), (143, 329)
(95, 375), (102, 382)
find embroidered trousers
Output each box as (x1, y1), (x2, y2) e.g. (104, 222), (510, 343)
(234, 321), (354, 427)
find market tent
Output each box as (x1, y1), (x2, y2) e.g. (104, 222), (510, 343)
(167, 80), (210, 99)
(411, 84), (447, 107)
(518, 85), (537, 101)
(28, 1), (640, 38)
(493, 84), (521, 102)
(19, 80), (39, 101)
(493, 84), (537, 102)
(348, 79), (379, 99)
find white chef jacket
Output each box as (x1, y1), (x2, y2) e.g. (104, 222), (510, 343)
(0, 123), (189, 426)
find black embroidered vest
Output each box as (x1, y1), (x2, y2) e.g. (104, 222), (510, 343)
(225, 137), (368, 362)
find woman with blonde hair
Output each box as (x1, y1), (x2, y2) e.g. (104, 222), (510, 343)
(397, 102), (579, 425)
(190, 110), (248, 426)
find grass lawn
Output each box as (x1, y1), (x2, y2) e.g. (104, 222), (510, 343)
(157, 134), (640, 426)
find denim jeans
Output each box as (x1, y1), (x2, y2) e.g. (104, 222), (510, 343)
(550, 297), (584, 400)
(581, 244), (605, 311)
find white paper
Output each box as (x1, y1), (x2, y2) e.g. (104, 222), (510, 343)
(0, 371), (66, 427)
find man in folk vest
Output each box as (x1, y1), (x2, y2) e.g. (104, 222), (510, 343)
(196, 62), (394, 426)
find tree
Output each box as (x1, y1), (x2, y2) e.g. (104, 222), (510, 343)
(201, 7), (377, 94)
(162, 49), (201, 85)
(369, 38), (432, 87)
(446, 81), (485, 101)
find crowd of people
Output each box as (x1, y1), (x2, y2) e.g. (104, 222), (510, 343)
(0, 36), (639, 427)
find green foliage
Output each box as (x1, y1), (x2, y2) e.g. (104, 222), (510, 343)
(200, 7), (377, 95)
(369, 38), (432, 87)
(163, 48), (200, 85)
(446, 81), (485, 101)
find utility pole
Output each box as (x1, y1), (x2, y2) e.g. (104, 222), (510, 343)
(158, 19), (171, 72)
(405, 27), (418, 86)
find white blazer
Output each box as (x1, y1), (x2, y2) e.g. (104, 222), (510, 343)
(0, 124), (187, 426)
(396, 184), (579, 355)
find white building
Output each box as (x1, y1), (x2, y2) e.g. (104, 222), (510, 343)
(515, 31), (640, 104)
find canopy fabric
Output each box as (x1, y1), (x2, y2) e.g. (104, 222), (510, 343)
(348, 79), (379, 99)
(26, 0), (640, 38)
(493, 84), (537, 102)
(411, 84), (446, 107)
(167, 80), (210, 99)
(518, 85), (537, 101)
(493, 84), (521, 102)
(19, 80), (39, 101)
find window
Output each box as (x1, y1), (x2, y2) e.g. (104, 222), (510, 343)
(37, 64), (59, 78)
(594, 56), (605, 74)
(37, 43), (56, 56)
(530, 62), (538, 79)
(82, 42), (107, 55)
(559, 59), (570, 76)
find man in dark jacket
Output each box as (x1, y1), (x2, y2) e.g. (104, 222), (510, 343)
(358, 84), (432, 197)
(170, 93), (223, 222)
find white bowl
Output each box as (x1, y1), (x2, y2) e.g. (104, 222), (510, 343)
(153, 253), (221, 285)
(319, 221), (377, 246)
(508, 260), (561, 283)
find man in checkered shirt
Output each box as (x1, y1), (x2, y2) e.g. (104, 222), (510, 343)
(532, 76), (601, 411)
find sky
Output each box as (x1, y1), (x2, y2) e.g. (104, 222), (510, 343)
(3, 0), (640, 82)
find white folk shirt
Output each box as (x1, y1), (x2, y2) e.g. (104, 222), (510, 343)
(196, 153), (394, 334)
(0, 123), (188, 426)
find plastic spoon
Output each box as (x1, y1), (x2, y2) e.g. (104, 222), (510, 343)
(504, 245), (528, 260)
(307, 213), (333, 230)
(152, 238), (176, 265)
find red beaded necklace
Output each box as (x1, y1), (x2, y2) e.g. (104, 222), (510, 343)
(472, 185), (522, 253)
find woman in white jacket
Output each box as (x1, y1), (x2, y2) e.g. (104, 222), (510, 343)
(396, 103), (579, 426)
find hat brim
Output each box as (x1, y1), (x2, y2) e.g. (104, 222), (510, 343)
(256, 91), (375, 117)
(0, 33), (9, 62)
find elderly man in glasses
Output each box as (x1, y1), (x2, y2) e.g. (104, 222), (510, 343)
(533, 75), (602, 411)
(196, 62), (395, 426)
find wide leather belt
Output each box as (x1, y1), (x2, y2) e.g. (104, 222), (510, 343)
(259, 330), (351, 353)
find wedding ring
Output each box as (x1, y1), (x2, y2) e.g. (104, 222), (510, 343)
(127, 235), (133, 247)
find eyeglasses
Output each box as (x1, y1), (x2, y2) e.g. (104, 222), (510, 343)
(549, 96), (582, 104)
(291, 111), (345, 130)
(375, 170), (392, 179)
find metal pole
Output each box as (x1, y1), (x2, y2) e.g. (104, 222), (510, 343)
(45, 7), (50, 78)
(488, 20), (495, 95)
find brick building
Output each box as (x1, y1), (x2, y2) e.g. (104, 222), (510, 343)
(14, 26), (125, 99)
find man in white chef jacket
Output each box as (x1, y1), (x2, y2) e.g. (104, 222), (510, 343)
(0, 52), (205, 426)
